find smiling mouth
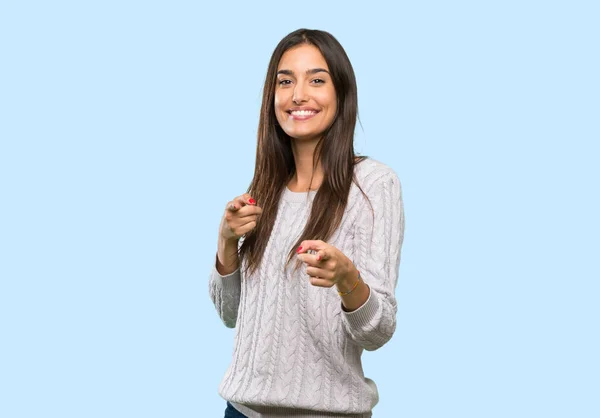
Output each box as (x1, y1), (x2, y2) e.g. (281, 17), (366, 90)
(287, 109), (319, 120)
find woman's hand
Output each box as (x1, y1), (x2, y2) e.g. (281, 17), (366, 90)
(219, 193), (263, 242)
(296, 240), (359, 291)
(216, 194), (262, 275)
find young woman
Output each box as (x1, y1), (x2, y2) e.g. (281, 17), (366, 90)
(209, 28), (405, 418)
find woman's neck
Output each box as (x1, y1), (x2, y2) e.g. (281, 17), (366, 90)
(289, 138), (324, 192)
(287, 172), (322, 192)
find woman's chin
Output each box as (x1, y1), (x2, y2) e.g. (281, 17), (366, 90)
(285, 130), (326, 142)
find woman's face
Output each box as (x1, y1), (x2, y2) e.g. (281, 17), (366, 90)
(274, 44), (337, 142)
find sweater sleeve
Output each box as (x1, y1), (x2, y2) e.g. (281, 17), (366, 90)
(208, 253), (242, 328)
(341, 171), (405, 351)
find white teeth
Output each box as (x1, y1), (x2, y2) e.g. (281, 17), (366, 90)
(291, 110), (317, 116)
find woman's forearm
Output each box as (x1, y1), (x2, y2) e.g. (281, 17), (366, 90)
(338, 265), (370, 312)
(216, 237), (240, 275)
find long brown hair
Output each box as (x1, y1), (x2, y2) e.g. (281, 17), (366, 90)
(239, 28), (370, 277)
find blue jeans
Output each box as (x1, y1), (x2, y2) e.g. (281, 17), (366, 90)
(224, 402), (248, 418)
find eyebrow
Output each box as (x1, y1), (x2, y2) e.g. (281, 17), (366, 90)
(276, 68), (330, 76)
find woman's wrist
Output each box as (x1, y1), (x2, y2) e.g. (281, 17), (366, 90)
(336, 264), (370, 312)
(216, 237), (240, 275)
(336, 270), (361, 296)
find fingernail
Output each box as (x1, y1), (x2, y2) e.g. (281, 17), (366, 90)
(248, 198), (256, 204)
(297, 246), (303, 253)
(317, 255), (321, 261)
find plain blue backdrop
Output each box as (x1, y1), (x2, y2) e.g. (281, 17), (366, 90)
(1, 1), (598, 417)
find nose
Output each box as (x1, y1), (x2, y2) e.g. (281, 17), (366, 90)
(292, 83), (308, 104)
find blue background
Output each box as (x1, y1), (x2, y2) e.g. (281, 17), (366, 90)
(1, 1), (598, 417)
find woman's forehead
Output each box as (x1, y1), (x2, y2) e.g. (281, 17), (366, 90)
(277, 44), (329, 72)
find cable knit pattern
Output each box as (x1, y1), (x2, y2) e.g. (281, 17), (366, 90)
(208, 158), (405, 418)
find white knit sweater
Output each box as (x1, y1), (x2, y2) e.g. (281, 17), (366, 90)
(209, 158), (405, 418)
